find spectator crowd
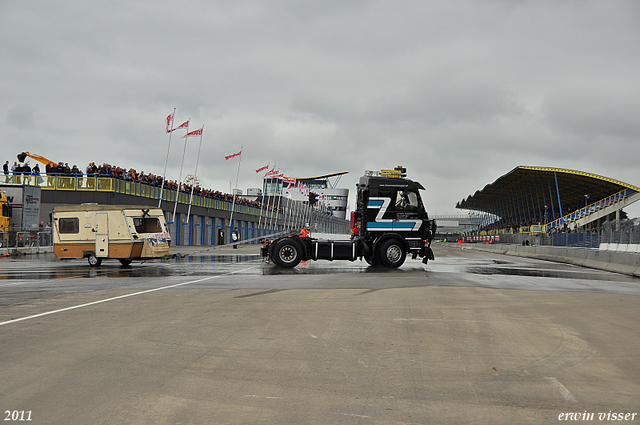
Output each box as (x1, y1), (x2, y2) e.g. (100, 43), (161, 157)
(3, 159), (280, 213)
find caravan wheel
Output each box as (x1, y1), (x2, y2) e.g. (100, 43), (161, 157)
(87, 254), (102, 267)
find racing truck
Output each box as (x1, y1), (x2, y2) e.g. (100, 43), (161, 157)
(262, 166), (436, 268)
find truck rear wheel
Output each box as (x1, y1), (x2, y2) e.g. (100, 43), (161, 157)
(271, 238), (303, 268)
(378, 239), (406, 268)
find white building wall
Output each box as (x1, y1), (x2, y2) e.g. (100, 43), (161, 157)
(282, 187), (349, 219)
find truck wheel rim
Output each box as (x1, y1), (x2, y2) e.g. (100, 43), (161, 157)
(279, 246), (297, 263)
(386, 245), (402, 263)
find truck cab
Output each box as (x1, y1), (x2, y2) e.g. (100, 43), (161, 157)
(263, 166), (436, 268)
(353, 167), (436, 266)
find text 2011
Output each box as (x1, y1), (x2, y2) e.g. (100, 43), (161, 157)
(4, 411), (32, 421)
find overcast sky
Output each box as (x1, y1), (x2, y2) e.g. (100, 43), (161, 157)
(2, 0), (640, 216)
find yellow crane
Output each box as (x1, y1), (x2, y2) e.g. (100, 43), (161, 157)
(0, 190), (10, 234)
(17, 151), (58, 167)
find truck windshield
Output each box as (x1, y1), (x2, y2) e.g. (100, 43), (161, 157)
(133, 217), (163, 234)
(395, 190), (420, 210)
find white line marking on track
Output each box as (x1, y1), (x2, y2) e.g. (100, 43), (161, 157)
(244, 395), (283, 399)
(0, 266), (257, 327)
(545, 376), (577, 402)
(338, 413), (371, 418)
(0, 280), (32, 288)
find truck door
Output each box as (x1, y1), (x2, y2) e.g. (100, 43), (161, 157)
(95, 212), (109, 257)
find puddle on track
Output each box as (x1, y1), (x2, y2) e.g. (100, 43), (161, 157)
(467, 266), (640, 282)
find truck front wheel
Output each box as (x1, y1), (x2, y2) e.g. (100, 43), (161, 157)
(271, 238), (303, 268)
(378, 239), (406, 268)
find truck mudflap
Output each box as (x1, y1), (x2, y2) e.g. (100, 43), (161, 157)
(422, 246), (435, 264)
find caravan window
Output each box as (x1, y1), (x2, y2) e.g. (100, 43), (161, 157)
(59, 218), (79, 234)
(133, 217), (163, 234)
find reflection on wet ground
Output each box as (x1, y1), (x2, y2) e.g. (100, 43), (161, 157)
(165, 254), (261, 264)
(2, 248), (640, 286)
(467, 266), (640, 282)
(0, 254), (386, 282)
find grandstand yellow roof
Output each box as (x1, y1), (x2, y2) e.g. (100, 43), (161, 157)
(456, 166), (640, 215)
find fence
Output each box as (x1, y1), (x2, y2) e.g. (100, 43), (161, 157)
(0, 227), (52, 250)
(2, 172), (351, 249)
(461, 219), (640, 251)
(504, 230), (601, 249)
(5, 173), (282, 221)
(598, 220), (640, 253)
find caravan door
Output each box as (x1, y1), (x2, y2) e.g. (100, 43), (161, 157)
(95, 212), (109, 257)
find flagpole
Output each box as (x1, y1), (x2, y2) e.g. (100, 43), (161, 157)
(172, 118), (190, 222)
(257, 163), (269, 236)
(294, 187), (302, 229)
(228, 146), (243, 239)
(187, 125), (204, 220)
(264, 167), (274, 236)
(159, 108), (176, 208)
(267, 161), (276, 233)
(284, 174), (292, 231)
(282, 172), (291, 231)
(275, 175), (283, 234)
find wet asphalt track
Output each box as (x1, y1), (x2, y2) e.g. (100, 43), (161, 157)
(0, 243), (639, 424)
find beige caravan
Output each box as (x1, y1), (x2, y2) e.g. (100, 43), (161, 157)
(52, 204), (171, 266)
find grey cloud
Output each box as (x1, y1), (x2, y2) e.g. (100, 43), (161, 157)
(544, 86), (640, 140)
(2, 0), (640, 215)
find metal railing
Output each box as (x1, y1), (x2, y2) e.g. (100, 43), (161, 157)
(0, 227), (53, 249)
(600, 220), (640, 245)
(5, 173), (283, 220)
(546, 188), (635, 231)
(460, 219), (640, 250)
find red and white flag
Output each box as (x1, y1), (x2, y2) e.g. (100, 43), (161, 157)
(225, 150), (242, 160)
(182, 127), (202, 138)
(265, 168), (279, 176)
(255, 165), (269, 173)
(173, 120), (189, 131)
(165, 113), (174, 133)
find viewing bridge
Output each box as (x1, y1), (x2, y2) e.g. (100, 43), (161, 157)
(6, 174), (349, 246)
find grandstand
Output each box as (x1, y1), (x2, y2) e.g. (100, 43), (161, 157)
(456, 166), (640, 235)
